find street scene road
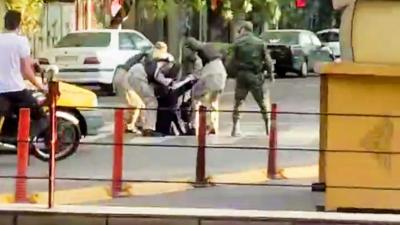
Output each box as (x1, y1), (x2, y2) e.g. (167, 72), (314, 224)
(3, 0), (400, 224)
(0, 75), (320, 209)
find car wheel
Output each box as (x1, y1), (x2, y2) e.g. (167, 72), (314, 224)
(276, 69), (286, 77)
(299, 61), (308, 77)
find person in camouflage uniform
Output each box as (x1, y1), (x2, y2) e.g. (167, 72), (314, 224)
(231, 21), (274, 137)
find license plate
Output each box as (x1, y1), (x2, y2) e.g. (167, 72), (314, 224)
(56, 56), (77, 63)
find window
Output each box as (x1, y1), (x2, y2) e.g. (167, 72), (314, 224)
(317, 32), (340, 43)
(55, 32), (111, 48)
(119, 33), (136, 50)
(299, 33), (312, 46)
(261, 32), (299, 45)
(119, 32), (153, 51)
(131, 35), (153, 51)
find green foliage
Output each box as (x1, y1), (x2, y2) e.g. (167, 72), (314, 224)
(278, 0), (339, 31)
(144, 0), (281, 26)
(6, 0), (44, 34)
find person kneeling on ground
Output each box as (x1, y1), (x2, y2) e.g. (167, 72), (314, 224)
(114, 41), (174, 135)
(155, 63), (197, 136)
(127, 51), (185, 137)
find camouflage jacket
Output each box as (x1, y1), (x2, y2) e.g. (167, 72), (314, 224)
(232, 32), (273, 76)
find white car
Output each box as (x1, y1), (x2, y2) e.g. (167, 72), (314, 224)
(38, 29), (153, 94)
(316, 29), (340, 59)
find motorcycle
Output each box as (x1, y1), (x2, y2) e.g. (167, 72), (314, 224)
(0, 65), (81, 161)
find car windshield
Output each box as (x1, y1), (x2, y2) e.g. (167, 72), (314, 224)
(317, 32), (339, 42)
(261, 32), (299, 45)
(55, 32), (111, 48)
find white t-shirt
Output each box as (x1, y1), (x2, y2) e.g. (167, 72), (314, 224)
(0, 32), (30, 93)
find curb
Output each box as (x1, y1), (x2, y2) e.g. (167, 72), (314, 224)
(125, 181), (193, 196)
(0, 194), (14, 204)
(280, 165), (319, 179)
(29, 186), (114, 205)
(0, 164), (318, 205)
(28, 182), (194, 205)
(210, 169), (268, 184)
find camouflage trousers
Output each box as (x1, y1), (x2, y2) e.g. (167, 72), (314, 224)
(233, 71), (271, 124)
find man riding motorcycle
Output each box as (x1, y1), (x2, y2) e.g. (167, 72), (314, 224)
(0, 11), (90, 161)
(0, 10), (47, 123)
(0, 10), (48, 134)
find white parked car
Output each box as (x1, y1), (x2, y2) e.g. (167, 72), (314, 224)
(316, 29), (340, 60)
(38, 29), (153, 94)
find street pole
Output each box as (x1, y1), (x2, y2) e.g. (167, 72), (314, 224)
(48, 81), (59, 209)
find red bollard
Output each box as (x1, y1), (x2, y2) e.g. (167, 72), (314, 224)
(15, 108), (30, 203)
(112, 109), (124, 197)
(195, 105), (207, 186)
(267, 103), (279, 179)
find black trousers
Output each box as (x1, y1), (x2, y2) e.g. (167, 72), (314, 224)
(156, 93), (182, 135)
(155, 80), (196, 135)
(0, 89), (45, 120)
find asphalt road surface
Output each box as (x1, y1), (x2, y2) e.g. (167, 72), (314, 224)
(0, 75), (320, 209)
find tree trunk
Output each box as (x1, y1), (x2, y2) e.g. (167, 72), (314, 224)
(166, 0), (181, 60)
(122, 0), (136, 29)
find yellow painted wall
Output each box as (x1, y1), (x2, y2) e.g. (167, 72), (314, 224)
(353, 1), (400, 64)
(321, 63), (400, 210)
(336, 0), (400, 63)
(321, 0), (400, 211)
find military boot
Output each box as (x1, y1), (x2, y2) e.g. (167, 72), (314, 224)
(231, 120), (242, 137)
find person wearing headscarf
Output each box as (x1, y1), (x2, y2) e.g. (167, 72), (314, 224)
(184, 37), (228, 135)
(114, 41), (174, 135)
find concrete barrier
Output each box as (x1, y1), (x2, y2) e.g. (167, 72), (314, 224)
(0, 204), (400, 225)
